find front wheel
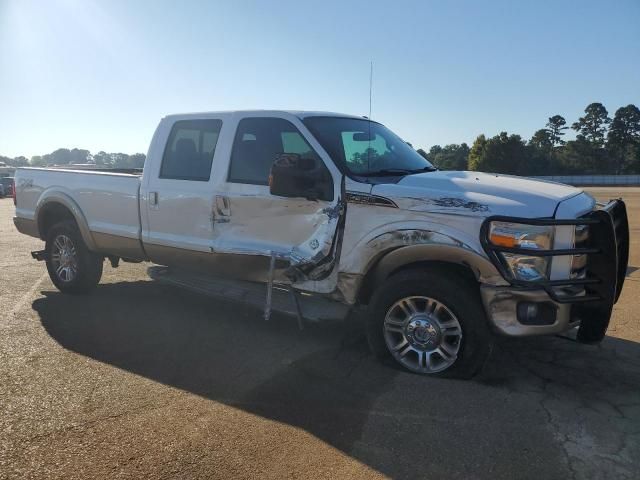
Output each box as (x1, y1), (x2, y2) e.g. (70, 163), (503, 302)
(366, 269), (493, 378)
(45, 221), (103, 294)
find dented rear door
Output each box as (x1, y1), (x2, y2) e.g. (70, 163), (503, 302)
(209, 112), (346, 290)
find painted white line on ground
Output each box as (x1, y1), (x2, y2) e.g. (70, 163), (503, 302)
(9, 272), (48, 317)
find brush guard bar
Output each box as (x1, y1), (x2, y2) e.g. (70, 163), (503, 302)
(481, 199), (629, 342)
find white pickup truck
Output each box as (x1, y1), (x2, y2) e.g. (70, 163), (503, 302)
(13, 110), (629, 377)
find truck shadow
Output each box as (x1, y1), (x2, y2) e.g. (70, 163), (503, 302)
(33, 280), (640, 479)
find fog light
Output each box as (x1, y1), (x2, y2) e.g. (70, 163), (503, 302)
(517, 302), (538, 323)
(517, 302), (556, 326)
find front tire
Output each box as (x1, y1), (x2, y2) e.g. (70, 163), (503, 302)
(45, 221), (103, 294)
(366, 269), (492, 378)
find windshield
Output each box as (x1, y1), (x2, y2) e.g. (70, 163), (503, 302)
(303, 116), (435, 176)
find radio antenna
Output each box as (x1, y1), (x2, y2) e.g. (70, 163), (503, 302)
(367, 61), (373, 172)
(369, 61), (373, 120)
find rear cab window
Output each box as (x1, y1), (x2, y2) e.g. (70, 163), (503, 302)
(160, 119), (223, 181)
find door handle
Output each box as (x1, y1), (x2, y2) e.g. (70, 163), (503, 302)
(215, 195), (231, 216)
(149, 191), (159, 206)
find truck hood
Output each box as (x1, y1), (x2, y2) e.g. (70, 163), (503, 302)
(370, 171), (583, 218)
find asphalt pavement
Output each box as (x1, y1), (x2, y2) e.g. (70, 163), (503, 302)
(1, 188), (639, 479)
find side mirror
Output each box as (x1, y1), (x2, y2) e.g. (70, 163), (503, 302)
(269, 153), (333, 201)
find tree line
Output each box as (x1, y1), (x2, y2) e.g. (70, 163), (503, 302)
(418, 102), (640, 175)
(2, 102), (639, 176)
(0, 149), (145, 169)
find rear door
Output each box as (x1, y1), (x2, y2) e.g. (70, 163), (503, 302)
(141, 116), (231, 268)
(209, 113), (345, 289)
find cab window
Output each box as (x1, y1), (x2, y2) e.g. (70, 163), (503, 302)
(228, 117), (321, 185)
(160, 119), (223, 181)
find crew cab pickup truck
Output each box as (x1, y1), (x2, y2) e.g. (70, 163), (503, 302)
(13, 111), (630, 377)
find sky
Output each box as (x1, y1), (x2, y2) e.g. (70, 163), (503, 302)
(0, 0), (639, 158)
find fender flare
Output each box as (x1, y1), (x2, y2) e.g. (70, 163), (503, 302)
(35, 191), (97, 250)
(370, 243), (507, 287)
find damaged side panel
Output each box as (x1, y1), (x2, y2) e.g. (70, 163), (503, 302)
(211, 184), (504, 307)
(287, 199), (346, 282)
(210, 178), (347, 293)
(365, 229), (468, 251)
(331, 227), (475, 304)
(203, 112), (350, 298)
(330, 197), (506, 304)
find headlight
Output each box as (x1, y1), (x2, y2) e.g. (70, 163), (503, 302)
(488, 222), (555, 281)
(488, 222), (554, 250)
(499, 253), (550, 281)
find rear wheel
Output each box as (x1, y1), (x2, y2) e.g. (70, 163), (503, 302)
(45, 221), (103, 294)
(366, 269), (493, 378)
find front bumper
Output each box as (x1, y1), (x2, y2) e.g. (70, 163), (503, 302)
(480, 199), (629, 338)
(481, 285), (576, 336)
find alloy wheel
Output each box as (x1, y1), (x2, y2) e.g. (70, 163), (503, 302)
(383, 296), (463, 374)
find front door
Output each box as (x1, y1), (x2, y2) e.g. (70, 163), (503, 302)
(210, 114), (345, 290)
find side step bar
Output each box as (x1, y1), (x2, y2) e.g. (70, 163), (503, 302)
(147, 266), (350, 325)
(31, 250), (48, 261)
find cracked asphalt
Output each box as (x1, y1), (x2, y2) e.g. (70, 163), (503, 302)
(1, 187), (639, 480)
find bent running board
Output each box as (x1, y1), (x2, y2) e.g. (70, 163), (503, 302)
(147, 266), (349, 324)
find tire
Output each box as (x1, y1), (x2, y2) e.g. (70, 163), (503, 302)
(45, 220), (103, 294)
(575, 304), (610, 344)
(365, 269), (493, 379)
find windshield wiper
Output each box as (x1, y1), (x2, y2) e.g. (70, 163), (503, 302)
(358, 166), (437, 177)
(358, 168), (414, 177)
(407, 166), (438, 173)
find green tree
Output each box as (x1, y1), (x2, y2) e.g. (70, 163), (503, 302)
(572, 102), (611, 147)
(468, 135), (487, 171)
(428, 143), (469, 170)
(9, 150), (144, 168)
(556, 138), (606, 174)
(614, 143), (640, 174)
(529, 129), (553, 152)
(39, 148), (91, 166)
(128, 153), (146, 168)
(30, 155), (46, 166)
(607, 104), (640, 173)
(111, 153), (129, 168)
(0, 155), (29, 167)
(528, 130), (554, 174)
(416, 148), (429, 160)
(428, 145), (442, 160)
(545, 115), (569, 146)
(468, 132), (529, 174)
(93, 151), (113, 166)
(608, 104), (640, 145)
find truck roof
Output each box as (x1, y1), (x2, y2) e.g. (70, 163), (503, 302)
(163, 110), (368, 121)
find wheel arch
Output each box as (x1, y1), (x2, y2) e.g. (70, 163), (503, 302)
(35, 192), (96, 250)
(355, 243), (507, 305)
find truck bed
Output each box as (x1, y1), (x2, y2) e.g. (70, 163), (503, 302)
(14, 167), (143, 255)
